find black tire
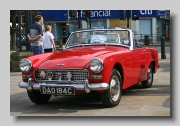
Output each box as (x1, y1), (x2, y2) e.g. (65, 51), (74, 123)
(100, 69), (122, 107)
(27, 90), (51, 104)
(141, 63), (154, 88)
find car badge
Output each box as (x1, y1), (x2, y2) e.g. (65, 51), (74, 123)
(57, 64), (65, 66)
(47, 72), (53, 80)
(66, 72), (72, 81)
(58, 72), (62, 81)
(40, 71), (46, 78)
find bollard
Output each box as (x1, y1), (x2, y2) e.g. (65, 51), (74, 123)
(25, 10), (32, 52)
(161, 37), (166, 59)
(59, 40), (62, 49)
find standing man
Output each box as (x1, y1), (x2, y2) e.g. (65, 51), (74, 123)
(27, 15), (44, 54)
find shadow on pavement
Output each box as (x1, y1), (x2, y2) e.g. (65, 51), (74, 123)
(10, 83), (170, 115)
(122, 83), (170, 96)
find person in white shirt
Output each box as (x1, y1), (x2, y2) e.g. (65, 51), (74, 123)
(43, 25), (56, 52)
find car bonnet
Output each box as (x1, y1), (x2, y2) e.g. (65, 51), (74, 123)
(37, 46), (125, 69)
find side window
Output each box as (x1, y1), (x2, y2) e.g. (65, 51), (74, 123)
(133, 39), (144, 49)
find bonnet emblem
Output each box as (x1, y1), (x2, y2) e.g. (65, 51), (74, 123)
(57, 64), (65, 66)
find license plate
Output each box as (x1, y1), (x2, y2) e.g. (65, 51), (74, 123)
(40, 86), (75, 95)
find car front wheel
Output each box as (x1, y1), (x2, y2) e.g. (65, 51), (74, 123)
(100, 69), (122, 107)
(141, 63), (154, 88)
(27, 90), (51, 104)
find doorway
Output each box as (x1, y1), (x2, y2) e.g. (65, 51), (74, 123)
(61, 23), (68, 44)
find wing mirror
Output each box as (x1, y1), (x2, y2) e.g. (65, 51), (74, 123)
(141, 42), (145, 47)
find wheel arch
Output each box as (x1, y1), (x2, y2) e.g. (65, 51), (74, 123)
(113, 62), (124, 86)
(150, 61), (155, 73)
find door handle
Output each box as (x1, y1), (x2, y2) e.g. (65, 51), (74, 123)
(143, 50), (146, 52)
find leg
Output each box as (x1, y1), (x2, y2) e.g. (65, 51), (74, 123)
(39, 45), (44, 53)
(31, 46), (39, 55)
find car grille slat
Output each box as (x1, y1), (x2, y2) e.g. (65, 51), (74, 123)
(34, 69), (88, 82)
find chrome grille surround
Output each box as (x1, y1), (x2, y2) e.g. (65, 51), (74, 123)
(34, 69), (89, 83)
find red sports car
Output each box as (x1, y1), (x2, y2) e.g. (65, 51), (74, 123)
(19, 27), (159, 107)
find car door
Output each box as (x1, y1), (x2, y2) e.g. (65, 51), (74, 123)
(132, 45), (146, 84)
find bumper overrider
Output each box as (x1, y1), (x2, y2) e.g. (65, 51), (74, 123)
(19, 78), (109, 93)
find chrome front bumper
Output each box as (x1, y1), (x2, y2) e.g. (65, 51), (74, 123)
(19, 78), (109, 93)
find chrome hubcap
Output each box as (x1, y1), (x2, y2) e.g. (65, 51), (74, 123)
(110, 76), (120, 102)
(148, 68), (152, 84)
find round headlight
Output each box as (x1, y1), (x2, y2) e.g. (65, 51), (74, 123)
(89, 57), (103, 73)
(19, 58), (32, 72)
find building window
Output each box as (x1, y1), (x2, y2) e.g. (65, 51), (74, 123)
(16, 16), (18, 23)
(22, 16), (25, 23)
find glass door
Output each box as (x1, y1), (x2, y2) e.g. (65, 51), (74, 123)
(62, 26), (68, 44)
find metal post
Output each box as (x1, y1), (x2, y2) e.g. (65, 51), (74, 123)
(151, 34), (152, 45)
(89, 10), (91, 28)
(78, 10), (81, 29)
(161, 37), (166, 59)
(29, 10), (32, 26)
(67, 10), (69, 38)
(127, 18), (129, 28)
(35, 10), (38, 15)
(25, 10), (31, 52)
(18, 10), (22, 52)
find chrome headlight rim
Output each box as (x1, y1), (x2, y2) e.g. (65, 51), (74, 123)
(89, 57), (104, 73)
(19, 58), (32, 72)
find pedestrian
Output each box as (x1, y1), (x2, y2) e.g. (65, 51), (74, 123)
(27, 15), (44, 54)
(43, 25), (56, 52)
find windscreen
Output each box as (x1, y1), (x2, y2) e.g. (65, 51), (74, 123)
(66, 30), (131, 48)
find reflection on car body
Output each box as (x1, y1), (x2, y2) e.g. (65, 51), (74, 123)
(19, 27), (159, 107)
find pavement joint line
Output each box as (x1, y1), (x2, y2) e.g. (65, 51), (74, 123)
(140, 105), (148, 111)
(139, 96), (145, 100)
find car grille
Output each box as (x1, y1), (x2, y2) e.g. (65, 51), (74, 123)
(34, 69), (89, 82)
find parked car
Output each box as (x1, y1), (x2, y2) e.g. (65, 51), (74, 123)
(19, 27), (159, 107)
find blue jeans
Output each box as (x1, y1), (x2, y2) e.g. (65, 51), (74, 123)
(31, 45), (44, 54)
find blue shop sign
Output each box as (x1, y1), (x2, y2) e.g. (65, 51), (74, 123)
(136, 10), (159, 17)
(41, 10), (120, 21)
(41, 10), (67, 21)
(41, 10), (161, 22)
(158, 10), (167, 15)
(71, 10), (115, 20)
